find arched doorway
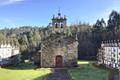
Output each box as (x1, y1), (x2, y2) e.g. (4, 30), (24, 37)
(55, 55), (63, 67)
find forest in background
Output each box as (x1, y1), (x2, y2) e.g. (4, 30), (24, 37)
(0, 10), (120, 61)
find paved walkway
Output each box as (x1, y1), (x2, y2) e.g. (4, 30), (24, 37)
(113, 71), (119, 80)
(45, 68), (71, 80)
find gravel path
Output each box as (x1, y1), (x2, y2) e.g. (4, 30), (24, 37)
(45, 68), (71, 80)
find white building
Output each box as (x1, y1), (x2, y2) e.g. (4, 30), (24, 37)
(98, 40), (120, 69)
(0, 43), (20, 66)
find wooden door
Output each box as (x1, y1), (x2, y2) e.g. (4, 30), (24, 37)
(56, 55), (63, 67)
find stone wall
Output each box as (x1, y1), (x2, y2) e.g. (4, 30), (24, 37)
(40, 40), (78, 67)
(64, 42), (78, 67)
(41, 46), (55, 67)
(33, 33), (78, 68)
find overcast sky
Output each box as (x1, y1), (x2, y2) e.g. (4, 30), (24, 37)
(0, 0), (120, 28)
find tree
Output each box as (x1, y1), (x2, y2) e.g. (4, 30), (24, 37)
(101, 18), (106, 28)
(93, 19), (101, 30)
(93, 18), (106, 31)
(66, 27), (72, 36)
(0, 32), (6, 42)
(107, 10), (120, 31)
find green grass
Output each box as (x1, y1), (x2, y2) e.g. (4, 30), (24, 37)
(0, 61), (110, 80)
(0, 63), (51, 80)
(68, 61), (110, 80)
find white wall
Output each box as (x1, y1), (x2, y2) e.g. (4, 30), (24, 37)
(101, 44), (120, 69)
(0, 44), (20, 60)
(13, 49), (19, 56)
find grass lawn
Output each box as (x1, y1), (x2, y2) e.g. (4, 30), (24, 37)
(0, 61), (110, 80)
(68, 61), (110, 80)
(0, 63), (51, 80)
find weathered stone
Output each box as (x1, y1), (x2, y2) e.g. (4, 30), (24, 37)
(34, 35), (78, 68)
(33, 11), (78, 68)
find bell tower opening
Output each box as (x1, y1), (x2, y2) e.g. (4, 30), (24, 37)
(51, 10), (67, 33)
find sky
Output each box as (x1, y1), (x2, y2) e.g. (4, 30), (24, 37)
(0, 0), (120, 28)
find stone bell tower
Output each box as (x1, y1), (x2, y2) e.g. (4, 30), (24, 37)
(34, 11), (78, 68)
(51, 10), (67, 33)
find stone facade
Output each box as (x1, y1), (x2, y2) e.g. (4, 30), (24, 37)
(97, 40), (120, 69)
(48, 11), (67, 34)
(40, 36), (78, 67)
(34, 34), (78, 68)
(34, 11), (78, 68)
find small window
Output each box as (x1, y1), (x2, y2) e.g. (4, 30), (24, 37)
(114, 60), (115, 62)
(113, 54), (115, 57)
(119, 64), (120, 67)
(58, 40), (61, 43)
(119, 59), (120, 62)
(55, 23), (58, 28)
(61, 24), (63, 28)
(111, 58), (113, 61)
(113, 49), (115, 52)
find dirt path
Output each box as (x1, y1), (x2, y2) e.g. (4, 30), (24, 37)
(45, 68), (71, 80)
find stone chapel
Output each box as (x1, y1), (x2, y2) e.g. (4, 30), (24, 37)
(34, 11), (78, 68)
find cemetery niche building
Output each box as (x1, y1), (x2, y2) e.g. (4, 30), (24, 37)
(97, 40), (120, 69)
(0, 41), (20, 66)
(34, 11), (78, 68)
